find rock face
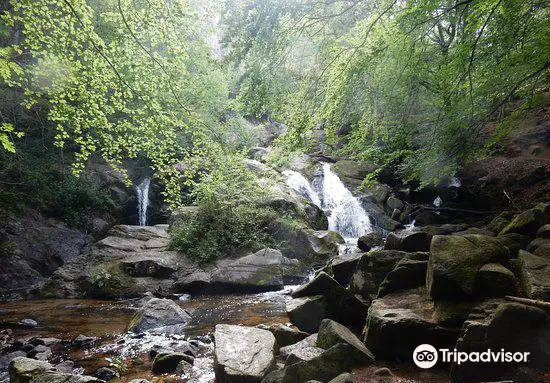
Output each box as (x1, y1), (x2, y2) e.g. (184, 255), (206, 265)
(9, 357), (102, 383)
(316, 320), (374, 363)
(0, 209), (89, 300)
(127, 298), (192, 333)
(427, 235), (510, 300)
(42, 224), (193, 299)
(451, 301), (550, 382)
(210, 249), (308, 292)
(517, 250), (550, 300)
(290, 272), (369, 331)
(349, 250), (418, 299)
(214, 324), (276, 383)
(363, 288), (461, 360)
(384, 231), (432, 252)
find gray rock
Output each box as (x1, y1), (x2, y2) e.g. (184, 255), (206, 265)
(475, 263), (517, 297)
(286, 296), (328, 334)
(279, 334), (318, 358)
(386, 196), (404, 211)
(499, 208), (550, 237)
(73, 335), (97, 347)
(127, 298), (191, 333)
(451, 301), (550, 382)
(19, 319), (38, 328)
(357, 232), (383, 252)
(497, 233), (531, 257)
(328, 373), (356, 383)
(384, 231), (432, 252)
(536, 224), (550, 238)
(284, 347), (324, 366)
(414, 211), (447, 226)
(93, 367), (117, 380)
(527, 237), (550, 258)
(9, 357), (102, 383)
(267, 324), (309, 349)
(378, 253), (429, 297)
(364, 288), (461, 360)
(54, 360), (74, 374)
(517, 250), (550, 300)
(316, 319), (374, 363)
(325, 255), (361, 287)
(427, 235), (510, 300)
(291, 272), (369, 330)
(214, 324), (276, 383)
(152, 353), (193, 374)
(210, 249), (308, 292)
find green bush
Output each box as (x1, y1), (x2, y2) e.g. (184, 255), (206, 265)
(170, 203), (278, 263)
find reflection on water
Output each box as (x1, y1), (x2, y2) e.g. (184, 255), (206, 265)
(0, 291), (291, 382)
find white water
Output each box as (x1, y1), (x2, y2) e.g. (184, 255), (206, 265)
(282, 170), (322, 207)
(136, 177), (151, 226)
(283, 163), (373, 250)
(433, 195), (442, 207)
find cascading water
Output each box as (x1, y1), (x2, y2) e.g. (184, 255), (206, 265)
(321, 163), (372, 238)
(136, 177), (151, 226)
(283, 163), (373, 256)
(282, 170), (322, 207)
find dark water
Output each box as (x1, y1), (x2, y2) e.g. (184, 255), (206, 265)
(0, 291), (291, 382)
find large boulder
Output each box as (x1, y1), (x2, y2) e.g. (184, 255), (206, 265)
(214, 324), (276, 383)
(286, 296), (328, 334)
(451, 301), (550, 382)
(324, 255), (361, 287)
(499, 208), (550, 237)
(427, 235), (510, 300)
(291, 272), (369, 330)
(474, 263), (518, 297)
(377, 252), (429, 297)
(384, 231), (432, 252)
(127, 298), (192, 333)
(363, 288), (462, 360)
(279, 334), (318, 358)
(517, 250), (550, 300)
(526, 237), (550, 258)
(266, 324), (309, 349)
(210, 249), (308, 292)
(357, 232), (383, 252)
(349, 250), (418, 299)
(9, 357), (102, 383)
(316, 319), (374, 363)
(414, 210), (447, 226)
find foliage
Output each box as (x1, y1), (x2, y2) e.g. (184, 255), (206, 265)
(0, 122), (23, 153)
(223, 0), (550, 186)
(170, 150), (279, 263)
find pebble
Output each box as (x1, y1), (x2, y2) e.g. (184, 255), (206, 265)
(19, 319), (38, 328)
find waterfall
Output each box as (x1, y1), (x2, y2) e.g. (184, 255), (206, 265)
(283, 163), (373, 241)
(321, 163), (372, 238)
(136, 177), (151, 226)
(282, 170), (322, 207)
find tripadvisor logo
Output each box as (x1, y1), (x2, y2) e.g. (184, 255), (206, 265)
(413, 344), (530, 369)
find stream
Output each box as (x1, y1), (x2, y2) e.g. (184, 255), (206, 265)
(0, 291), (291, 382)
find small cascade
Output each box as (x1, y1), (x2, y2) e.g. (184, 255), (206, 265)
(281, 170), (321, 206)
(136, 177), (151, 226)
(320, 163), (372, 238)
(283, 163), (374, 256)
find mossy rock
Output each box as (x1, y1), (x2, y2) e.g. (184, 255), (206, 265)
(499, 208), (550, 237)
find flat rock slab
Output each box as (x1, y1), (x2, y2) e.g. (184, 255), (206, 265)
(127, 298), (191, 333)
(214, 324), (276, 383)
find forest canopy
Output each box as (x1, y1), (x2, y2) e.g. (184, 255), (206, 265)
(1, 0), (549, 210)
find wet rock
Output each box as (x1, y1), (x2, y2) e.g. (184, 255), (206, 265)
(378, 253), (429, 297)
(214, 324), (276, 383)
(19, 319), (38, 328)
(210, 249), (308, 292)
(349, 250), (413, 299)
(475, 263), (517, 297)
(127, 298), (191, 333)
(54, 360), (74, 373)
(29, 338), (62, 347)
(316, 319), (374, 363)
(363, 288), (461, 360)
(94, 366), (117, 380)
(267, 324), (309, 349)
(9, 357), (102, 382)
(499, 208), (550, 237)
(73, 335), (98, 348)
(0, 351), (26, 371)
(427, 234), (510, 300)
(328, 373), (356, 383)
(152, 352), (193, 374)
(292, 272), (369, 330)
(279, 334), (318, 358)
(517, 250), (550, 300)
(326, 255), (361, 287)
(384, 231), (432, 252)
(357, 232), (383, 252)
(28, 345), (52, 361)
(284, 347), (324, 366)
(286, 296), (328, 334)
(451, 301), (550, 382)
(386, 196), (404, 211)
